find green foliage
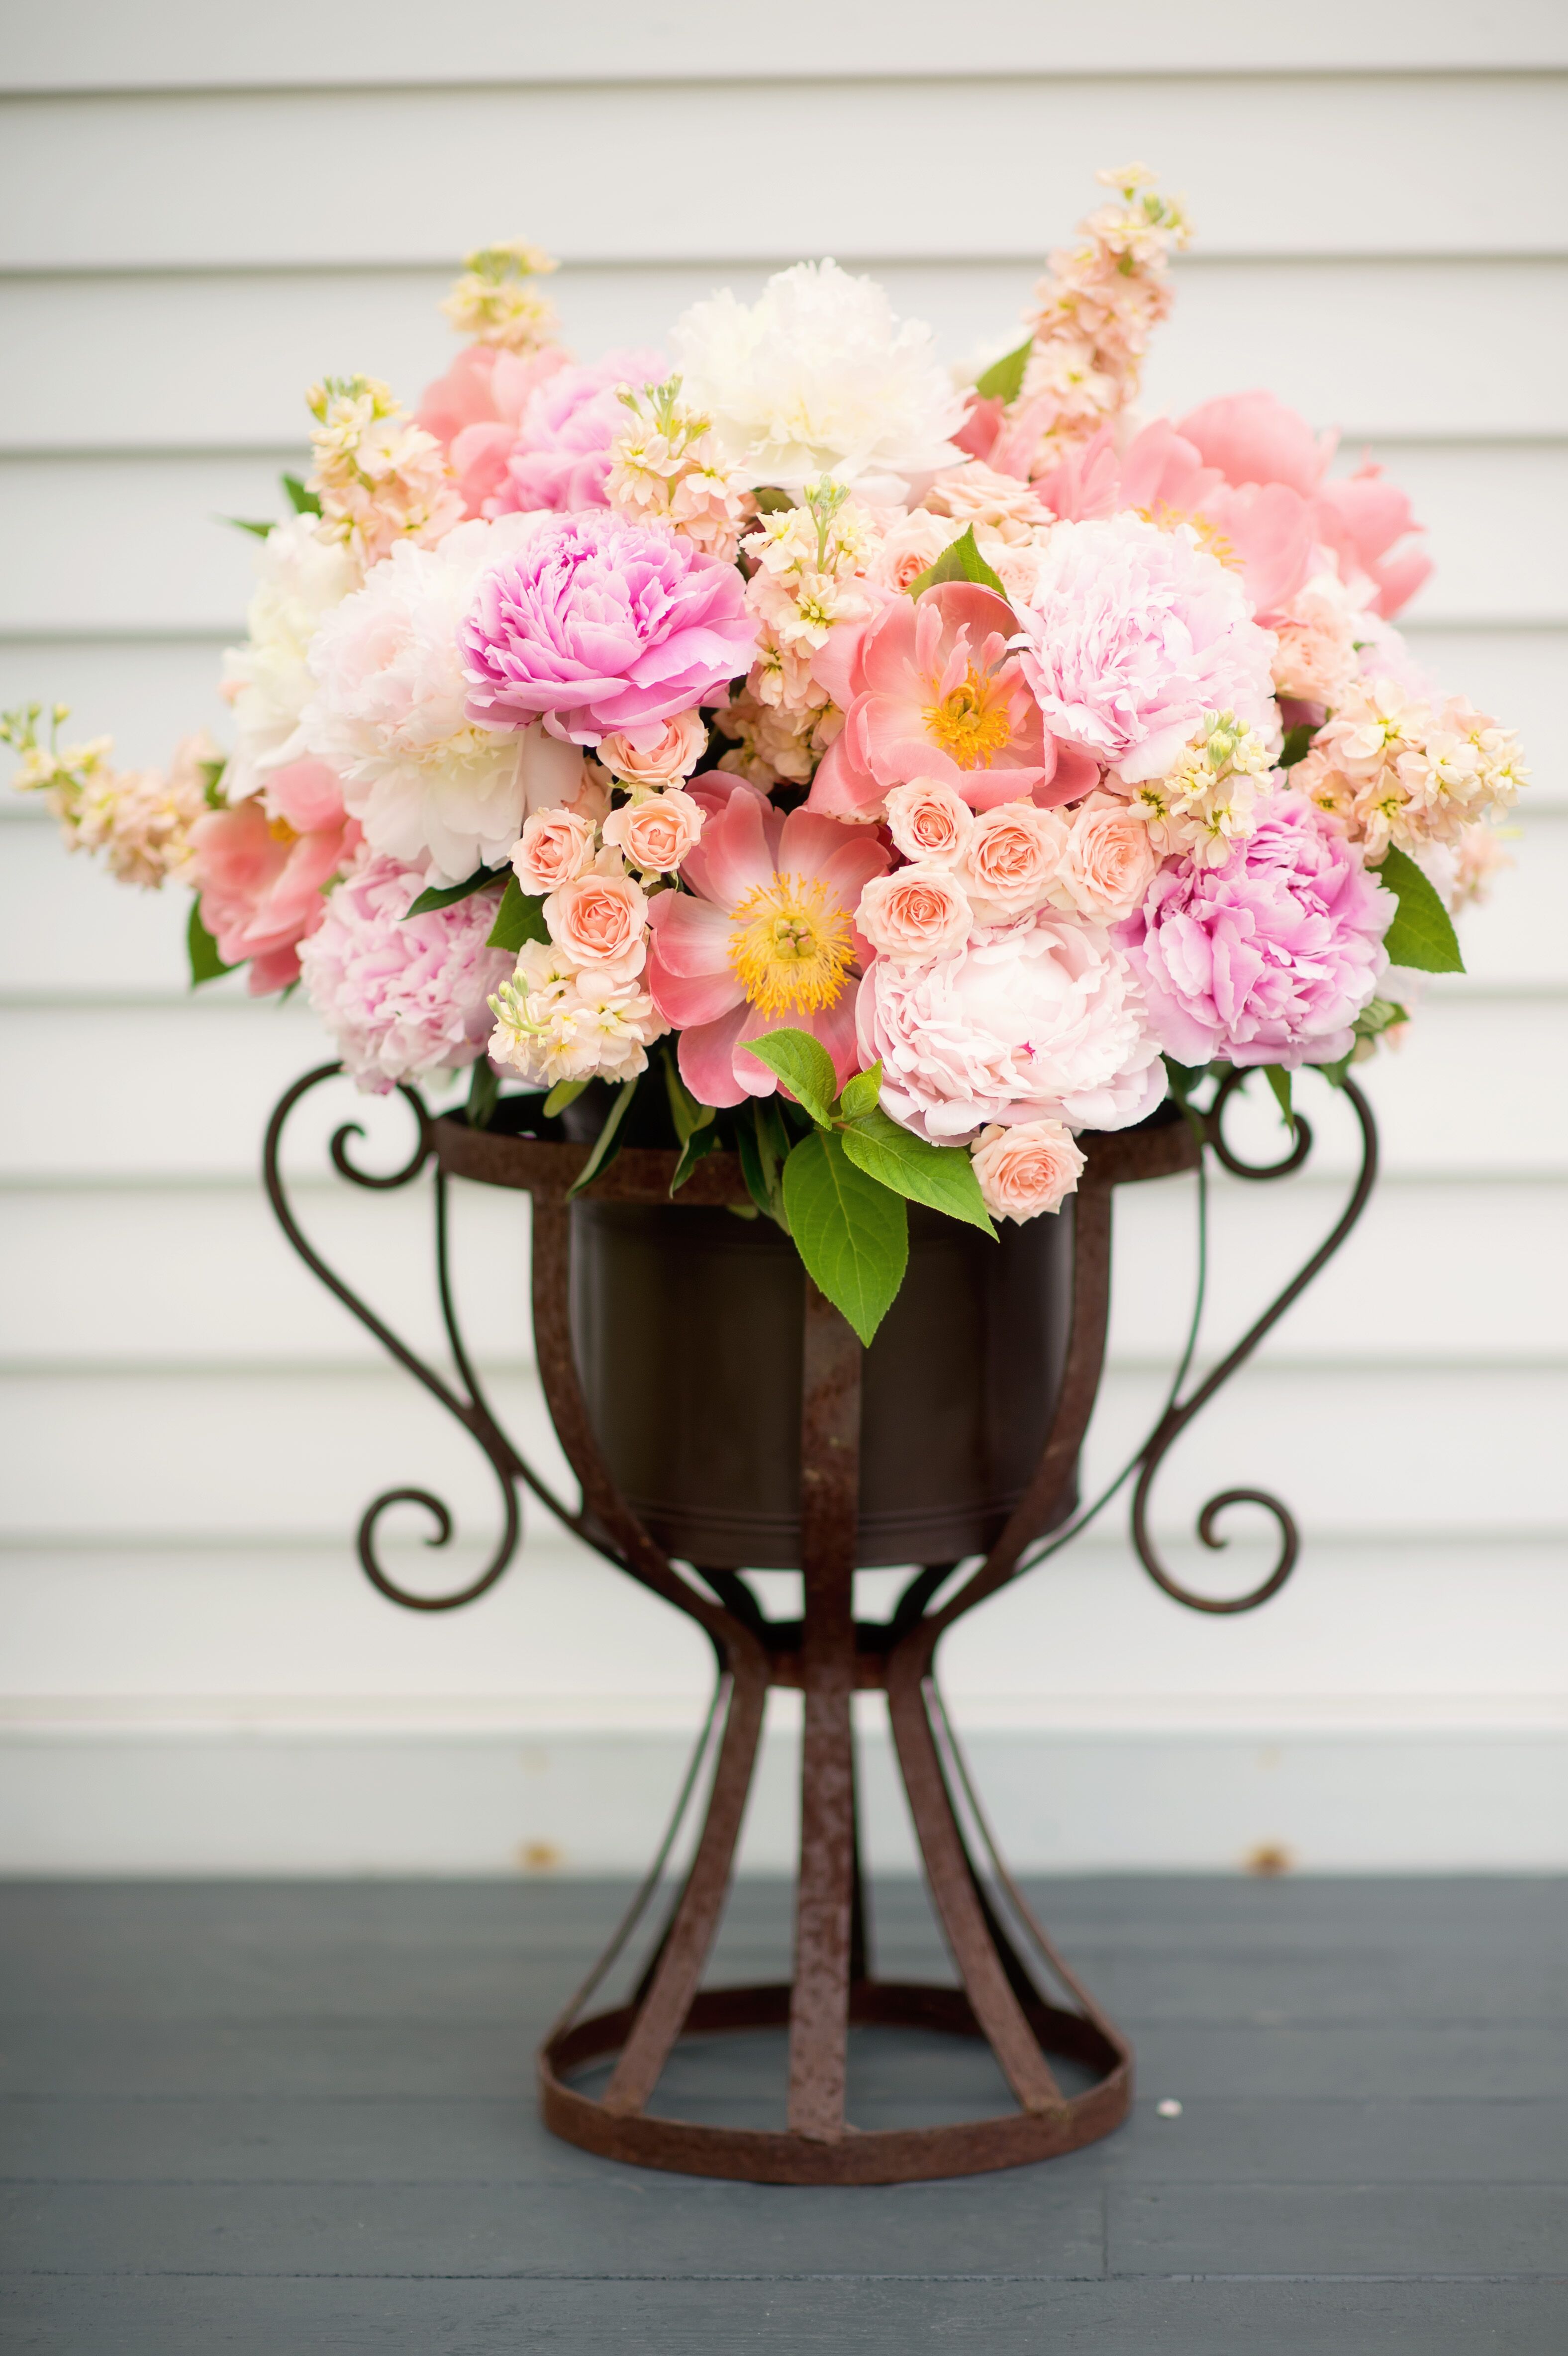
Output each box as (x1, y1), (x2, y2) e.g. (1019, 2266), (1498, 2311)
(566, 1077), (638, 1198)
(973, 338), (1032, 404)
(906, 525), (1007, 601)
(225, 517), (274, 539)
(486, 877), (551, 951)
(405, 866), (503, 918)
(542, 1079), (587, 1117)
(187, 898), (234, 987)
(837, 1104), (995, 1235)
(835, 1062), (882, 1121)
(1278, 723), (1316, 769)
(282, 473), (322, 517)
(466, 1058), (500, 1131)
(1262, 1064), (1294, 1133)
(782, 1128), (909, 1346)
(663, 1051), (720, 1194)
(740, 1028), (839, 1128)
(751, 486), (794, 515)
(1376, 845), (1465, 974)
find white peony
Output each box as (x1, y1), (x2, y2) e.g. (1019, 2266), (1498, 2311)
(220, 516), (358, 799)
(300, 513), (580, 883)
(670, 261), (967, 501)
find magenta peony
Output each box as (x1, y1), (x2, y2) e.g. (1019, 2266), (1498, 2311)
(856, 911), (1165, 1142)
(1117, 789), (1394, 1070)
(298, 848), (514, 1093)
(190, 759), (359, 995)
(1010, 515), (1278, 784)
(459, 510), (757, 745)
(488, 350), (665, 516)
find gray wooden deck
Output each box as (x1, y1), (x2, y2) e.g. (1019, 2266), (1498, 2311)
(1, 1876), (1564, 2351)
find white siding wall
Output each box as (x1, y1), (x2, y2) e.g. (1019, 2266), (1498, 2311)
(2, 4), (1565, 1872)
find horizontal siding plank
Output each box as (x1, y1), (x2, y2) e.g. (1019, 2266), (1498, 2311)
(3, 80), (1567, 274)
(4, 258), (1566, 452)
(3, 442), (1561, 637)
(8, 0), (1568, 90)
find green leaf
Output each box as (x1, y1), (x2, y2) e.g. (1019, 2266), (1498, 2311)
(670, 1123), (722, 1195)
(782, 1128), (909, 1346)
(751, 485), (794, 514)
(542, 1079), (587, 1118)
(906, 525), (1007, 602)
(838, 1105), (996, 1235)
(466, 1058), (500, 1131)
(1262, 1064), (1294, 1133)
(736, 1098), (790, 1228)
(187, 898), (234, 987)
(1278, 722), (1316, 769)
(567, 1078), (639, 1198)
(663, 1049), (717, 1145)
(835, 1062), (882, 1121)
(281, 473), (322, 517)
(1377, 845), (1465, 974)
(224, 516), (274, 540)
(487, 876), (551, 952)
(973, 337), (1032, 404)
(406, 866), (503, 918)
(741, 1028), (838, 1128)
(199, 758), (227, 808)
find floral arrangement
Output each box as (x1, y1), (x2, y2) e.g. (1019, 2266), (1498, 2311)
(6, 172), (1525, 1343)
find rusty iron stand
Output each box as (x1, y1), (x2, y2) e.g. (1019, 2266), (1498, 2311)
(264, 1066), (1377, 2183)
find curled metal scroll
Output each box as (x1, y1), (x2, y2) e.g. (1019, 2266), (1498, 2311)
(263, 1063), (533, 1612)
(1130, 1068), (1378, 1614)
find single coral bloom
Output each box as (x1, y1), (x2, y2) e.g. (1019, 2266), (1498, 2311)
(645, 786), (888, 1106)
(971, 1119), (1086, 1222)
(808, 583), (1096, 820)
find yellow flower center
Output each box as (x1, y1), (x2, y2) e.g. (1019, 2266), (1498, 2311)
(728, 871), (852, 1018)
(1138, 501), (1239, 571)
(267, 815), (299, 846)
(922, 664), (1014, 770)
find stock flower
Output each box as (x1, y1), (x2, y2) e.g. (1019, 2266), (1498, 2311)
(1292, 679), (1527, 859)
(858, 910), (1165, 1142)
(1010, 516), (1277, 783)
(489, 936), (667, 1088)
(1118, 789), (1394, 1069)
(490, 351), (667, 516)
(460, 510), (756, 745)
(189, 758), (359, 994)
(305, 377), (465, 572)
(971, 1120), (1086, 1221)
(670, 260), (966, 500)
(645, 789), (887, 1106)
(438, 239), (560, 353)
(220, 516), (358, 799)
(299, 847), (513, 1092)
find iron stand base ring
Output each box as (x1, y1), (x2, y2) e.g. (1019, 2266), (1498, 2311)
(539, 1978), (1131, 2184)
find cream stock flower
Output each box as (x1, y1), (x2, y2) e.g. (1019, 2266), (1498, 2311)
(1293, 678), (1526, 859)
(305, 376), (465, 572)
(971, 1119), (1086, 1222)
(601, 788), (705, 875)
(605, 375), (755, 562)
(489, 936), (667, 1088)
(1117, 710), (1275, 867)
(4, 706), (214, 889)
(440, 240), (560, 353)
(856, 863), (974, 961)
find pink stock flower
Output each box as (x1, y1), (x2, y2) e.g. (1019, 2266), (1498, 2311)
(857, 908), (1165, 1142)
(645, 790), (888, 1106)
(298, 847), (514, 1093)
(189, 759), (359, 995)
(971, 1119), (1086, 1221)
(807, 582), (1097, 821)
(459, 510), (757, 745)
(415, 344), (571, 517)
(1010, 516), (1278, 784)
(488, 350), (666, 516)
(1117, 788), (1394, 1070)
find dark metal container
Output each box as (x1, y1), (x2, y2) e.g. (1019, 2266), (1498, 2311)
(569, 1196), (1075, 1569)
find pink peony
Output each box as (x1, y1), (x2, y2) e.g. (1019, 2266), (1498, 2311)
(489, 350), (666, 516)
(857, 910), (1165, 1142)
(415, 343), (571, 517)
(1176, 392), (1336, 501)
(189, 759), (359, 995)
(807, 582), (1097, 820)
(645, 790), (887, 1107)
(1010, 515), (1278, 784)
(971, 1119), (1086, 1221)
(459, 510), (756, 745)
(1117, 788), (1394, 1070)
(298, 848), (515, 1093)
(1313, 462), (1432, 619)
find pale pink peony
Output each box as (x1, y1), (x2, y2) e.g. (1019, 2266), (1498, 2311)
(597, 708), (708, 786)
(883, 776), (975, 867)
(971, 1119), (1086, 1221)
(510, 804), (596, 896)
(488, 350), (666, 516)
(601, 788), (704, 875)
(645, 791), (888, 1107)
(190, 758), (359, 995)
(298, 847), (513, 1093)
(1009, 515), (1278, 784)
(961, 799), (1070, 920)
(1056, 791), (1165, 921)
(856, 864), (973, 961)
(857, 910), (1166, 1142)
(459, 511), (757, 745)
(543, 864), (649, 977)
(807, 582), (1096, 820)
(1117, 789), (1394, 1070)
(1176, 392), (1336, 501)
(415, 343), (571, 517)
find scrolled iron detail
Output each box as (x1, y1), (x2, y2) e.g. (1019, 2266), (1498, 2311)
(1129, 1070), (1378, 1616)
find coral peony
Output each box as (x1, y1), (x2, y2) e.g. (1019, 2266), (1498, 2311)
(416, 343), (571, 517)
(1118, 789), (1394, 1070)
(298, 847), (514, 1092)
(459, 510), (756, 745)
(190, 758), (359, 994)
(645, 791), (887, 1106)
(488, 350), (666, 516)
(971, 1119), (1086, 1221)
(808, 582), (1096, 820)
(220, 516), (358, 800)
(1010, 515), (1278, 784)
(857, 910), (1165, 1142)
(670, 260), (966, 501)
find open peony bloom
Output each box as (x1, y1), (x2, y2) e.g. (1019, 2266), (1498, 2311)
(189, 758), (359, 995)
(416, 343), (572, 517)
(460, 510), (757, 745)
(1118, 789), (1394, 1070)
(487, 350), (666, 516)
(807, 582), (1098, 820)
(645, 788), (888, 1106)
